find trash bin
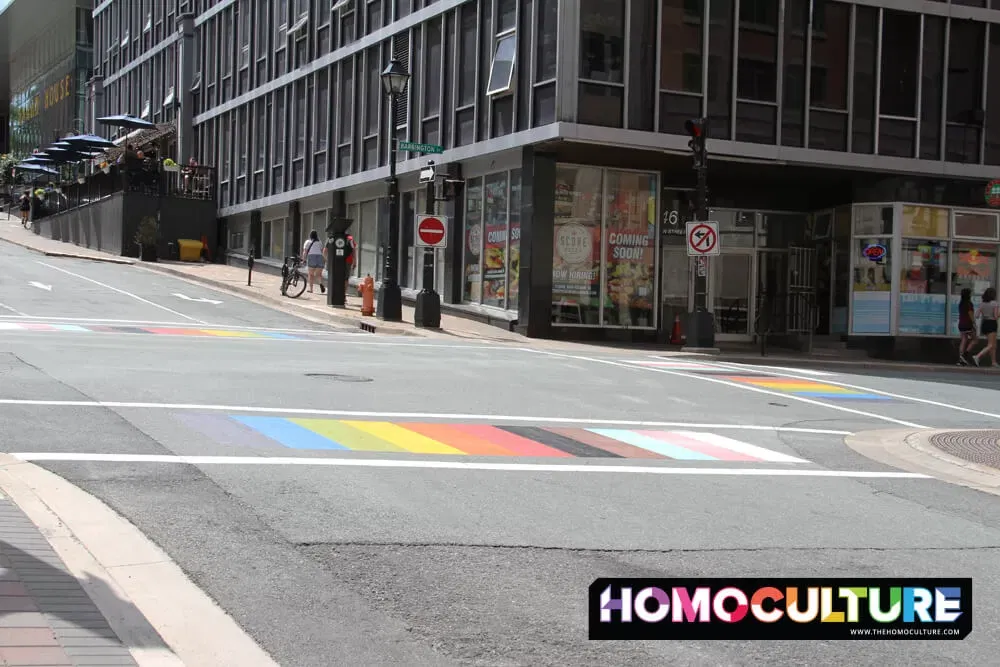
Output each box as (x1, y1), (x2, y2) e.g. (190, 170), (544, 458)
(177, 239), (202, 262)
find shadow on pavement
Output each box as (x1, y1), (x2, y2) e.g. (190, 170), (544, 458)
(0, 540), (170, 651)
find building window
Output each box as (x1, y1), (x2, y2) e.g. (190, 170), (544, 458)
(552, 165), (658, 329)
(359, 199), (378, 278)
(316, 69), (330, 153)
(262, 218), (286, 259)
(487, 33), (517, 96)
(946, 20), (986, 163)
(458, 4), (477, 106)
(580, 0), (624, 83)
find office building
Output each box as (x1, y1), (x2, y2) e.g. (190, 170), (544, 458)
(2, 0), (94, 157)
(91, 0), (1000, 352)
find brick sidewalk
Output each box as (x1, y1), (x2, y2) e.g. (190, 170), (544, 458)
(0, 493), (138, 667)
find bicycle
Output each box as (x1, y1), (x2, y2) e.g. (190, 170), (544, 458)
(280, 256), (308, 298)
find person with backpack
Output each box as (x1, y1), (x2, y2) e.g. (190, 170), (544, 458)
(302, 230), (326, 294)
(972, 287), (999, 367)
(18, 190), (30, 227)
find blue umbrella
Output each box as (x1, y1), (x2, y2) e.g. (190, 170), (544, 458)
(16, 163), (59, 175)
(63, 133), (117, 149)
(97, 114), (156, 130)
(21, 156), (58, 164)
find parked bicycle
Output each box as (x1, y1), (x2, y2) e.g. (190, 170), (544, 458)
(280, 256), (308, 298)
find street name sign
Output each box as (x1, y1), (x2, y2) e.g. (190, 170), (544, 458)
(399, 141), (443, 154)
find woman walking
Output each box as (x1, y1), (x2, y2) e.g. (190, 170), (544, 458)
(18, 190), (30, 227)
(957, 288), (977, 365)
(972, 287), (999, 367)
(302, 230), (326, 294)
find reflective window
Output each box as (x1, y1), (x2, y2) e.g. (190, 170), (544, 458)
(603, 171), (657, 328)
(487, 34), (517, 96)
(987, 25), (1000, 165)
(946, 20), (985, 163)
(660, 0), (703, 94)
(780, 0), (806, 146)
(920, 16), (945, 160)
(707, 0), (734, 139)
(950, 244), (996, 334)
(482, 173), (509, 307)
(898, 239), (948, 335)
(458, 4), (477, 105)
(463, 178), (483, 302)
(579, 0), (624, 83)
(627, 0), (656, 131)
(552, 166), (603, 325)
(879, 11), (919, 118)
(535, 0), (557, 82)
(851, 6), (877, 154)
(808, 0), (849, 151)
(509, 170), (522, 309)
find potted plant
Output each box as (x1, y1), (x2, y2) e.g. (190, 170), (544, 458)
(162, 158), (179, 172)
(134, 215), (159, 262)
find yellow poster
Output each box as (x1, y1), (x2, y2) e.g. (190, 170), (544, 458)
(901, 205), (948, 238)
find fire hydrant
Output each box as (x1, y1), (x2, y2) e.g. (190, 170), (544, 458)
(358, 274), (375, 316)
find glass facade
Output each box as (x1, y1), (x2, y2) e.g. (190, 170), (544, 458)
(850, 203), (1000, 337)
(462, 169), (522, 311)
(7, 4), (93, 157)
(551, 165), (658, 329)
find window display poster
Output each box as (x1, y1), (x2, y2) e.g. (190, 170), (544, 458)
(508, 171), (522, 309)
(603, 172), (657, 327)
(853, 239), (891, 291)
(463, 179), (483, 302)
(898, 293), (946, 334)
(482, 173), (509, 308)
(552, 167), (603, 324)
(851, 291), (891, 334)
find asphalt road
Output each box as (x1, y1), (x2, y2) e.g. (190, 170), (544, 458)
(1, 241), (1000, 665)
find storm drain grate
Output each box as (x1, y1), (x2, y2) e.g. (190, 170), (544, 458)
(304, 373), (373, 383)
(928, 430), (1000, 468)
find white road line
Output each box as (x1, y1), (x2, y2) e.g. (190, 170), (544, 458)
(0, 399), (853, 434)
(0, 315), (369, 335)
(673, 431), (808, 463)
(37, 262), (206, 324)
(709, 360), (1000, 422)
(711, 362), (835, 376)
(0, 302), (24, 315)
(521, 348), (927, 429)
(8, 452), (930, 478)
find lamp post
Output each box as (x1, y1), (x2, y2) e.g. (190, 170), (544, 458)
(376, 59), (410, 322)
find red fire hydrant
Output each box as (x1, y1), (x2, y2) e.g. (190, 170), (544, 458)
(358, 274), (375, 316)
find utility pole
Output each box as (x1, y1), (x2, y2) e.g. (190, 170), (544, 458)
(684, 117), (715, 349)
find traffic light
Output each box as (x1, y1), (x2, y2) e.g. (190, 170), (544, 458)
(684, 118), (706, 170)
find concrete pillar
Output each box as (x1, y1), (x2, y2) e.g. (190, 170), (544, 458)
(515, 147), (556, 339)
(176, 13), (196, 164)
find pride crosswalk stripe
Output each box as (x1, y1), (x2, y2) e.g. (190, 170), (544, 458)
(724, 376), (891, 401)
(174, 414), (810, 463)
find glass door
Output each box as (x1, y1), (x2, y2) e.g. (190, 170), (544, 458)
(711, 252), (754, 338)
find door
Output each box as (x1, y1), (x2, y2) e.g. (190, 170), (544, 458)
(710, 252), (754, 338)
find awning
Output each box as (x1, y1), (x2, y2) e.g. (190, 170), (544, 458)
(98, 123), (176, 161)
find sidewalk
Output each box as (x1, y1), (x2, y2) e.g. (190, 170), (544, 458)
(0, 455), (277, 667)
(846, 429), (1000, 498)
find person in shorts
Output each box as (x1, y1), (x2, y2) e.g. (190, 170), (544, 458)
(18, 190), (30, 226)
(972, 287), (999, 367)
(302, 230), (326, 294)
(957, 288), (978, 365)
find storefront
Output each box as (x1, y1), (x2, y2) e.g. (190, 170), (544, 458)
(850, 203), (1000, 338)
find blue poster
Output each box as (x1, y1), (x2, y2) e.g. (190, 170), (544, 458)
(851, 291), (891, 334)
(898, 293), (946, 334)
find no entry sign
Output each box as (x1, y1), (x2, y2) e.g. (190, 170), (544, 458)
(686, 221), (720, 256)
(416, 214), (449, 248)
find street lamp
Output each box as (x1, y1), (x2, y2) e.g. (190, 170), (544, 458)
(376, 59), (410, 322)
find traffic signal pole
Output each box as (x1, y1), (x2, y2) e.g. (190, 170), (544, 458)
(684, 118), (716, 349)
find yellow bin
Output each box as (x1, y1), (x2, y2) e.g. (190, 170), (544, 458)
(177, 239), (202, 262)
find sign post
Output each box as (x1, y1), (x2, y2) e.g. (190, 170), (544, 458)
(685, 220), (719, 349)
(413, 203), (446, 328)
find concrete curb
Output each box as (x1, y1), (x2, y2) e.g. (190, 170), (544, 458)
(0, 454), (279, 667)
(845, 428), (1000, 497)
(136, 262), (424, 337)
(0, 236), (137, 265)
(677, 352), (999, 374)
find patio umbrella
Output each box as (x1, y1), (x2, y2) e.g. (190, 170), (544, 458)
(97, 114), (157, 130)
(62, 133), (117, 149)
(15, 163), (59, 175)
(20, 156), (58, 164)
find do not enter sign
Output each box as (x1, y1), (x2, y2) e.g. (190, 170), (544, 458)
(416, 215), (449, 248)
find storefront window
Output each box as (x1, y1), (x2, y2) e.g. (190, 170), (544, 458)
(482, 173), (509, 307)
(603, 170), (657, 327)
(262, 218), (286, 259)
(850, 237), (891, 333)
(953, 210), (999, 240)
(950, 243), (997, 334)
(898, 239), (948, 334)
(359, 200), (378, 277)
(552, 166), (603, 325)
(508, 170), (522, 309)
(463, 177), (483, 302)
(901, 205), (948, 239)
(853, 205), (893, 236)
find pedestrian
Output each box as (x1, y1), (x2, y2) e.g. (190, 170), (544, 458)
(957, 288), (977, 366)
(972, 287), (999, 367)
(344, 233), (355, 295)
(18, 189), (30, 227)
(302, 230), (326, 294)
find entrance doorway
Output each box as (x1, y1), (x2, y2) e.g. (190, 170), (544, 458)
(710, 252), (753, 338)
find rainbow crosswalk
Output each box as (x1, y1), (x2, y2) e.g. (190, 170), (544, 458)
(0, 322), (310, 339)
(174, 413), (809, 463)
(723, 376), (890, 400)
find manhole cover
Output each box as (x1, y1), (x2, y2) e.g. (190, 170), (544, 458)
(929, 430), (1000, 468)
(304, 373), (373, 383)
